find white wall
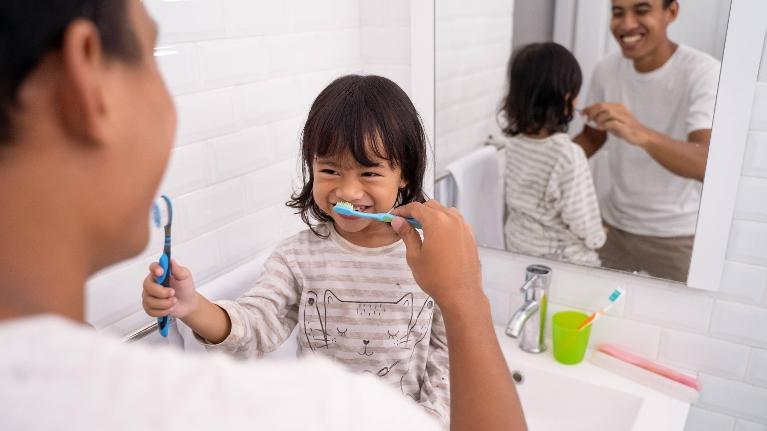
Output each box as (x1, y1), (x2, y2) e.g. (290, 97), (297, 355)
(435, 0), (513, 173)
(481, 36), (767, 428)
(85, 0), (416, 337)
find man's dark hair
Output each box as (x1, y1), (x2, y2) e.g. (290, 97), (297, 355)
(0, 0), (141, 143)
(287, 74), (428, 237)
(500, 42), (583, 137)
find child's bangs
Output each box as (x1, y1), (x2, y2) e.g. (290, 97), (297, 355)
(313, 103), (399, 169)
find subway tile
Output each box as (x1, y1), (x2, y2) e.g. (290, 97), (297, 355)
(361, 27), (411, 65)
(484, 288), (512, 326)
(698, 373), (767, 423)
(735, 177), (767, 222)
(750, 84), (767, 131)
(719, 260), (767, 304)
(197, 37), (269, 88)
(625, 285), (713, 332)
(658, 330), (750, 379)
(175, 179), (248, 241)
(223, 0), (290, 36)
(743, 132), (767, 178)
(237, 78), (299, 127)
(684, 407), (735, 431)
(209, 126), (273, 182)
(173, 232), (222, 284)
(160, 143), (211, 197)
(290, 0), (355, 32)
(154, 45), (198, 95)
(736, 420), (767, 431)
(748, 348), (767, 389)
(360, 0), (410, 27)
(269, 116), (304, 163)
(587, 314), (662, 359)
(727, 220), (767, 267)
(144, 0), (226, 44)
(549, 272), (627, 317)
(710, 301), (767, 348)
(217, 206), (284, 268)
(86, 256), (154, 328)
(267, 34), (312, 76)
(244, 160), (296, 213)
(175, 88), (237, 144)
(760, 31), (767, 83)
(312, 30), (362, 70)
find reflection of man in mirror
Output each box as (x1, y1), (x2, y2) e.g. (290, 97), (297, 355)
(575, 0), (721, 282)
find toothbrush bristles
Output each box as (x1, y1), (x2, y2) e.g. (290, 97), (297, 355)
(336, 201), (354, 209)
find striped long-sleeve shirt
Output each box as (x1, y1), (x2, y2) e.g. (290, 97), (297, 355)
(503, 133), (606, 266)
(197, 224), (450, 427)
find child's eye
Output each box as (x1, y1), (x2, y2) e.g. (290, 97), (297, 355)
(320, 169), (339, 175)
(362, 172), (381, 177)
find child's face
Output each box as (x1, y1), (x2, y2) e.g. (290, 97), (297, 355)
(312, 152), (407, 235)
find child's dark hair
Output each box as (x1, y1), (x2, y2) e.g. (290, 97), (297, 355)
(499, 42), (582, 137)
(287, 74), (428, 236)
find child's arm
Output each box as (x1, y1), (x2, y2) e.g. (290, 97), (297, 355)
(193, 248), (301, 357)
(417, 305), (451, 428)
(557, 147), (607, 250)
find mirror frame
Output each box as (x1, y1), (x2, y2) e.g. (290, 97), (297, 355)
(687, 0), (766, 291)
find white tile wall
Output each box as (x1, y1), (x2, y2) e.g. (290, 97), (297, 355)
(87, 0), (414, 336)
(685, 407), (736, 431)
(435, 0), (513, 172)
(461, 5), (767, 428)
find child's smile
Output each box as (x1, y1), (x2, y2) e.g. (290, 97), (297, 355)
(312, 152), (406, 247)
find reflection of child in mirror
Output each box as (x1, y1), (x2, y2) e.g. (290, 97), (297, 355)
(140, 75), (450, 427)
(499, 43), (606, 266)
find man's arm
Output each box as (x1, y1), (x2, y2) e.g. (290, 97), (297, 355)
(573, 125), (608, 158)
(640, 129), (710, 182)
(583, 103), (710, 181)
(392, 202), (527, 431)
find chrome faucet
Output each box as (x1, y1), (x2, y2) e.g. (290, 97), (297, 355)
(505, 264), (552, 353)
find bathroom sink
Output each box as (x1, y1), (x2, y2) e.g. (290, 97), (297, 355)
(495, 327), (690, 431)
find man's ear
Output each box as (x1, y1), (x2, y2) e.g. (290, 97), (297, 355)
(666, 1), (679, 23)
(55, 19), (110, 147)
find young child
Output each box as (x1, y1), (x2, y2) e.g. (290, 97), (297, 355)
(142, 75), (450, 426)
(499, 42), (606, 266)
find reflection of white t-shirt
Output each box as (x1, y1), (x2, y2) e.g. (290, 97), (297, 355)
(0, 315), (439, 431)
(585, 44), (721, 237)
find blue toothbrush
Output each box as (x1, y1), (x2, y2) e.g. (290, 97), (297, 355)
(333, 201), (422, 229)
(151, 195), (173, 337)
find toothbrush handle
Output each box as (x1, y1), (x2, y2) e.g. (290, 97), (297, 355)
(405, 217), (422, 229)
(154, 247), (172, 337)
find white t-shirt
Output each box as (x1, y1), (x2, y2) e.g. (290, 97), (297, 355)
(585, 44), (721, 237)
(0, 315), (440, 431)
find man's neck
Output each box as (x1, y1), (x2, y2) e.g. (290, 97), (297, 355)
(0, 151), (90, 323)
(633, 40), (678, 73)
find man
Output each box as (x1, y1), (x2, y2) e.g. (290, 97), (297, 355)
(0, 1), (526, 430)
(576, 0), (720, 281)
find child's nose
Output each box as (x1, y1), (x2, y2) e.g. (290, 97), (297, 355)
(336, 178), (364, 201)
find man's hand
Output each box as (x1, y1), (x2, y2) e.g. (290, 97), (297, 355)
(582, 102), (653, 148)
(390, 200), (483, 314)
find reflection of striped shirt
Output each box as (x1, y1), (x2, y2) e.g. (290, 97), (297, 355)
(503, 133), (606, 266)
(197, 224), (450, 427)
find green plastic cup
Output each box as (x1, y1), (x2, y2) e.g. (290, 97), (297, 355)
(552, 311), (592, 365)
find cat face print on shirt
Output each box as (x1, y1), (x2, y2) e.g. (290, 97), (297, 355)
(302, 289), (434, 379)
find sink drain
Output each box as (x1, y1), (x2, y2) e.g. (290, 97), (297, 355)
(511, 370), (524, 385)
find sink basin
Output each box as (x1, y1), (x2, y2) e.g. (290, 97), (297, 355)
(495, 327), (690, 431)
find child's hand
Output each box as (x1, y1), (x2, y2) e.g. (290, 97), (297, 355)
(142, 259), (199, 319)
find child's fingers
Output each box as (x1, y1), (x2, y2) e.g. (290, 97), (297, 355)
(148, 262), (165, 278)
(143, 275), (175, 299)
(142, 290), (177, 311)
(170, 259), (191, 281)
